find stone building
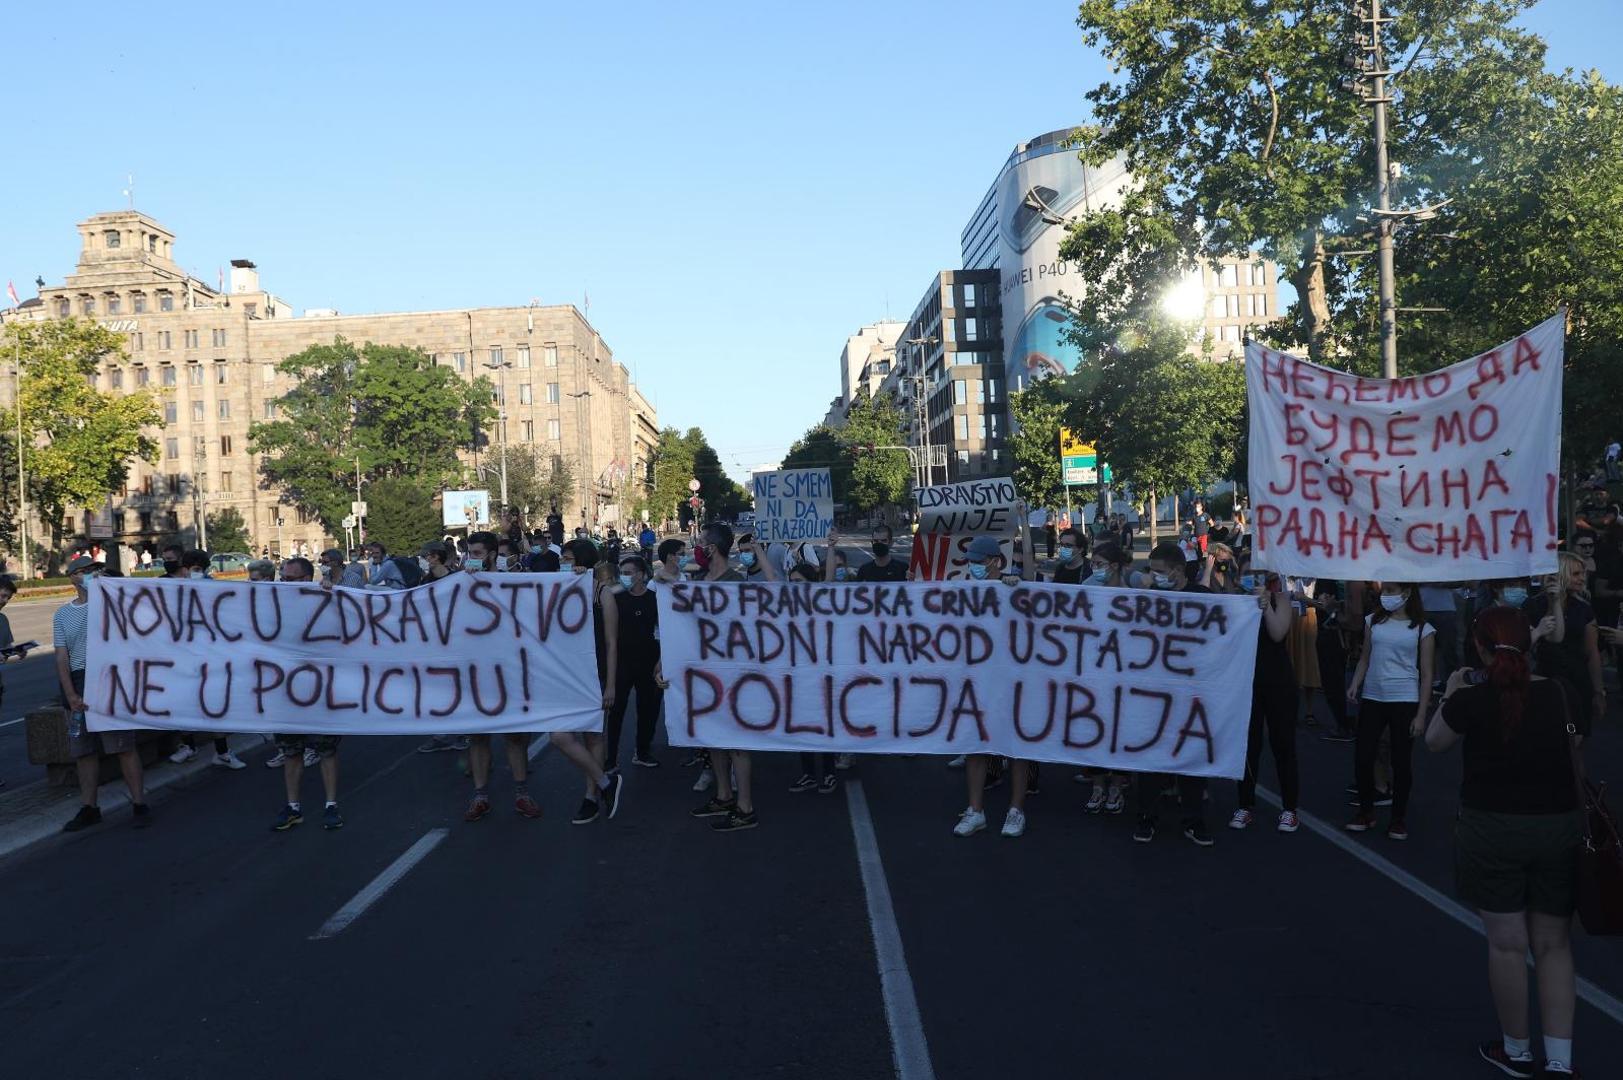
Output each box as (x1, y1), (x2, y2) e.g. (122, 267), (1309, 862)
(1, 210), (657, 557)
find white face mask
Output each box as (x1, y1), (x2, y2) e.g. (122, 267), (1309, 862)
(189, 569), (205, 580)
(1380, 593), (1406, 612)
(418, 558), (431, 573)
(1151, 572), (1175, 590)
(619, 574), (634, 590)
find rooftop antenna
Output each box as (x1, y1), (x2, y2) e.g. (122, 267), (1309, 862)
(122, 173), (134, 210)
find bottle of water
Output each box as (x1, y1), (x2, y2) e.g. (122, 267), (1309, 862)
(69, 710), (86, 739)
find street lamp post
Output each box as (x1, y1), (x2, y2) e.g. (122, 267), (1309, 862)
(905, 335), (939, 487)
(482, 355), (512, 509)
(569, 389), (592, 529)
(10, 338), (29, 579)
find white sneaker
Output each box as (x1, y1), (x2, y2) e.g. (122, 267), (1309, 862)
(1000, 807), (1027, 838)
(692, 767), (715, 792)
(169, 745), (197, 764)
(212, 751), (247, 770)
(302, 748), (319, 768)
(947, 754), (967, 769)
(953, 808), (986, 837)
(1229, 808), (1254, 830)
(1084, 784), (1107, 813)
(264, 749), (287, 768)
(834, 753), (853, 771)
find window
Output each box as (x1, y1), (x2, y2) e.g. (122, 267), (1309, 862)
(517, 346), (530, 369)
(244, 303), (257, 318)
(139, 512), (152, 533)
(453, 352), (466, 372)
(147, 234), (158, 254)
(519, 383), (532, 404)
(263, 401), (276, 419)
(56, 298), (70, 317)
(212, 329), (227, 347)
(547, 418), (560, 441)
(956, 450), (970, 468)
(1219, 264), (1239, 287)
(166, 511), (180, 531)
(953, 380), (966, 405)
(165, 437), (179, 460)
(219, 471), (233, 493)
(110, 368), (124, 389)
(261, 364), (274, 385)
(106, 294), (121, 315)
(81, 296), (95, 315)
(194, 436), (208, 459)
(962, 318), (979, 342)
(184, 329), (198, 349)
(158, 331), (172, 350)
(141, 475), (153, 496)
(132, 332), (143, 352)
(161, 365), (177, 387)
(158, 291), (173, 312)
(975, 380), (986, 404)
(1255, 293), (1267, 317)
(191, 401), (205, 423)
(546, 382), (560, 404)
(988, 413), (1003, 439)
(1250, 262), (1267, 287)
(551, 455), (564, 475)
(544, 345), (558, 367)
(136, 367), (151, 387)
(218, 400), (231, 420)
(941, 286), (954, 311)
(521, 420), (534, 442)
(132, 293), (146, 313)
(989, 448), (1004, 468)
(164, 402), (177, 423)
(219, 435), (233, 456)
(962, 283), (977, 309)
(103, 229), (122, 249)
(987, 379), (1001, 405)
(977, 415), (988, 440)
(488, 347), (503, 367)
(215, 364), (228, 385)
(957, 414), (969, 440)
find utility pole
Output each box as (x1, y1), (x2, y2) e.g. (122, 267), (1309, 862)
(1365, 0), (1398, 378)
(905, 336), (938, 487)
(483, 355), (511, 510)
(355, 454), (366, 546)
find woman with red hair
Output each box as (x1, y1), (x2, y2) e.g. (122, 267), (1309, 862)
(1426, 605), (1583, 1078)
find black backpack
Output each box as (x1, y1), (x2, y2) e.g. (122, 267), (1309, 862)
(392, 555), (425, 587)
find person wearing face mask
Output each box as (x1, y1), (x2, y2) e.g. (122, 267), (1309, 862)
(1049, 527), (1090, 585)
(1196, 542), (1239, 592)
(57, 556), (152, 831)
(546, 539), (629, 824)
(653, 538), (687, 584)
(857, 524), (908, 583)
(319, 548), (366, 589)
(599, 556), (668, 779)
(181, 549), (212, 580)
(363, 541), (407, 589)
(1345, 582), (1435, 839)
(734, 534), (767, 578)
(1132, 541), (1216, 847)
(1072, 541), (1133, 812)
(689, 523), (761, 832)
(159, 542), (185, 579)
(267, 557), (346, 832)
(418, 542), (454, 582)
(1525, 555), (1603, 733)
(167, 549), (247, 769)
(1228, 562), (1301, 833)
(952, 534), (1039, 838)
(523, 530), (561, 572)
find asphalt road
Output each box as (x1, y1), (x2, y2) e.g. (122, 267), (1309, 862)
(4, 700), (1623, 1078)
(1, 596), (65, 789)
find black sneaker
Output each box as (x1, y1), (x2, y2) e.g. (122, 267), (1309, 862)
(601, 771), (624, 819)
(789, 773), (817, 794)
(711, 808), (759, 832)
(1475, 1041), (1536, 1079)
(680, 751), (706, 768)
(1346, 790), (1394, 807)
(690, 796), (736, 819)
(571, 798), (600, 825)
(1132, 817), (1156, 844)
(1321, 730), (1356, 743)
(817, 774), (839, 796)
(63, 805), (102, 832)
(132, 803), (153, 829)
(632, 755), (660, 768)
(1182, 822), (1216, 847)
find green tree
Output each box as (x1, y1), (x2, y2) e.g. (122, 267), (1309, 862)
(1008, 386), (1067, 509)
(648, 427), (697, 527)
(0, 318), (160, 571)
(1067, 0), (1550, 362)
(205, 507), (252, 554)
(499, 450), (576, 524)
(364, 476), (440, 555)
(841, 390), (910, 512)
(250, 337), (494, 534)
(782, 426), (855, 505)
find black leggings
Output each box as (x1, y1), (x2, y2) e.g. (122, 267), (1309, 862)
(798, 752), (835, 777)
(1356, 699), (1416, 817)
(1315, 630), (1350, 730)
(1239, 681), (1300, 810)
(604, 664), (662, 768)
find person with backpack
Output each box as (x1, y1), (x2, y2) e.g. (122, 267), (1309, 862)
(363, 541), (409, 589)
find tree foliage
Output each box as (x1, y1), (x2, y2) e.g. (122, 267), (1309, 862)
(1008, 388), (1067, 510)
(840, 390), (911, 511)
(782, 426), (854, 502)
(647, 426), (750, 526)
(0, 318), (160, 570)
(249, 337), (494, 535)
(1067, 0), (1550, 362)
(363, 476), (441, 555)
(205, 507), (252, 554)
(499, 450), (576, 524)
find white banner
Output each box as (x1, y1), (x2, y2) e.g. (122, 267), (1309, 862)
(84, 574), (601, 735)
(910, 477), (1022, 581)
(657, 580), (1260, 778)
(750, 468), (834, 543)
(1246, 315), (1564, 581)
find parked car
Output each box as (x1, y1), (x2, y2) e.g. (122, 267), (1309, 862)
(210, 552), (253, 573)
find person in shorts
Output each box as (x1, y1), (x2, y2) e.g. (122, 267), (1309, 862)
(57, 555), (151, 832)
(266, 557), (345, 830)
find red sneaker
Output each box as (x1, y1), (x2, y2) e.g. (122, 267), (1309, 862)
(514, 794), (542, 819)
(463, 795), (492, 822)
(1344, 812), (1377, 833)
(1387, 819), (1409, 841)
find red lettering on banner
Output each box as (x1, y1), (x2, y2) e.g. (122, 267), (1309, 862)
(1258, 348), (1290, 395)
(1512, 333), (1542, 375)
(1467, 350), (1505, 400)
(1441, 468), (1472, 509)
(1479, 459), (1511, 500)
(1388, 377), (1420, 402)
(1433, 411), (1467, 451)
(1422, 372), (1452, 397)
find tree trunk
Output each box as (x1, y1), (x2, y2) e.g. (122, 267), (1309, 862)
(1146, 487), (1159, 550)
(1289, 228), (1332, 364)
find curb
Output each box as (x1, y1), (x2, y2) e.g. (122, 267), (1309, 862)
(0, 732), (268, 860)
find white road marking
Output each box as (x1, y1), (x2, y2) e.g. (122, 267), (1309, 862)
(0, 716), (27, 729)
(1257, 787), (1623, 1026)
(844, 779), (936, 1080)
(310, 828), (449, 941)
(527, 734), (550, 761)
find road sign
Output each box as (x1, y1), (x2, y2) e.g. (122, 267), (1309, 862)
(1062, 456), (1098, 486)
(351, 500), (368, 517)
(687, 496), (701, 508)
(342, 515), (356, 529)
(1058, 428), (1093, 460)
(688, 479), (701, 493)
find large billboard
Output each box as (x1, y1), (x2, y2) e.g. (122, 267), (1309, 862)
(995, 137), (1130, 393)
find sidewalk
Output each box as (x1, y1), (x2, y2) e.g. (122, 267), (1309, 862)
(0, 732), (268, 861)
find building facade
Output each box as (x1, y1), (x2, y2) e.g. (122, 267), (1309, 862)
(2, 211), (657, 558)
(824, 321), (904, 429)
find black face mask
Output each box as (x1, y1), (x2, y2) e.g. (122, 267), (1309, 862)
(162, 559), (180, 574)
(872, 542), (890, 558)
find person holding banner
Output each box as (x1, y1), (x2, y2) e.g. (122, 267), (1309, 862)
(268, 556), (346, 832)
(856, 524), (908, 583)
(1132, 542), (1215, 847)
(1077, 541), (1133, 814)
(1227, 562), (1301, 834)
(952, 535), (1037, 838)
(601, 555), (666, 774)
(686, 523), (760, 832)
(57, 555), (152, 832)
(1345, 583), (1434, 840)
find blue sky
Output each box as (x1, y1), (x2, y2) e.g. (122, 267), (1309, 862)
(1, 1), (1616, 482)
